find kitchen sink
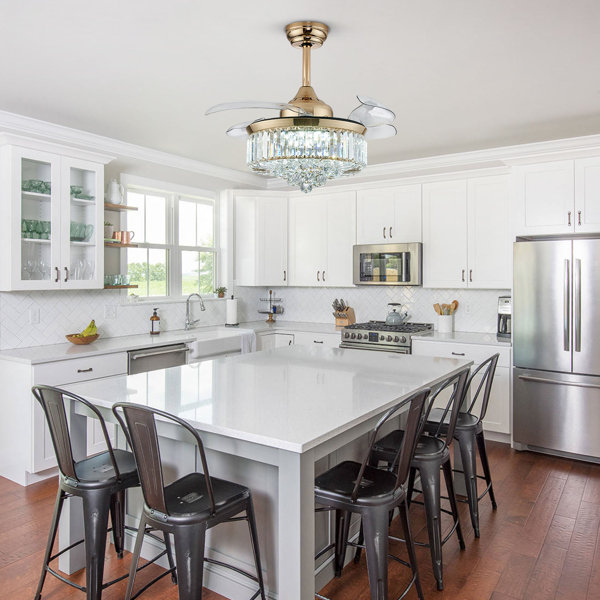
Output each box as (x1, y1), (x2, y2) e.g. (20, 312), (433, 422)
(188, 327), (246, 359)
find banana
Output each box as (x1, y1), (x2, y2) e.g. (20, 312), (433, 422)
(79, 320), (97, 337)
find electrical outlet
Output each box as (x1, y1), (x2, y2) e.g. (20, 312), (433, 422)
(464, 302), (471, 314)
(29, 307), (40, 324)
(104, 305), (117, 319)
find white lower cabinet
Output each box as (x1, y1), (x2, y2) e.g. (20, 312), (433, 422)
(411, 340), (511, 435)
(292, 331), (341, 348)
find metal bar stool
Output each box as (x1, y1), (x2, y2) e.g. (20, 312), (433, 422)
(314, 387), (431, 600)
(32, 386), (174, 600)
(113, 402), (266, 600)
(424, 353), (499, 538)
(359, 367), (470, 591)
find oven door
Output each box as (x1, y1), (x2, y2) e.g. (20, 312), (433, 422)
(339, 341), (410, 354)
(353, 243), (422, 285)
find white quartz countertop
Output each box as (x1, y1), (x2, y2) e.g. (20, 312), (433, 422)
(412, 331), (512, 347)
(62, 345), (471, 454)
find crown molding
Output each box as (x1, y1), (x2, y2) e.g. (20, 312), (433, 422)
(0, 110), (265, 187)
(265, 132), (600, 190)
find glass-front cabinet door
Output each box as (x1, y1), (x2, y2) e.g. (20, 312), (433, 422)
(60, 158), (104, 289)
(14, 147), (62, 290)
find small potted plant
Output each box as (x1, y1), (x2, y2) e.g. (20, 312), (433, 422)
(215, 286), (227, 298)
(104, 220), (114, 240)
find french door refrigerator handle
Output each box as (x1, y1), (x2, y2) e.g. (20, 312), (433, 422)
(564, 259), (571, 352)
(518, 374), (600, 391)
(574, 258), (581, 352)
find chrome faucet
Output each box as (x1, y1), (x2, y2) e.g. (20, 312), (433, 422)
(185, 293), (206, 330)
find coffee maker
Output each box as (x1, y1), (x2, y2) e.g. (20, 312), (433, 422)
(497, 296), (512, 339)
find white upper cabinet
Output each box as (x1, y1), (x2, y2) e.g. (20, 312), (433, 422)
(234, 194), (288, 287)
(575, 157), (600, 233)
(467, 175), (511, 289)
(423, 175), (511, 289)
(514, 160), (574, 235)
(356, 184), (422, 244)
(0, 142), (109, 291)
(423, 180), (468, 288)
(289, 191), (356, 287)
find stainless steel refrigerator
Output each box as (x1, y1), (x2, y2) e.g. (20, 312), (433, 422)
(513, 238), (600, 461)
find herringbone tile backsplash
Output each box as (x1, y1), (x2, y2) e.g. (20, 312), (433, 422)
(0, 285), (507, 350)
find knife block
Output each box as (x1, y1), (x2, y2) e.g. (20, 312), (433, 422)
(335, 307), (356, 327)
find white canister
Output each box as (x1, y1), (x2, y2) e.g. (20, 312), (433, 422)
(437, 314), (454, 333)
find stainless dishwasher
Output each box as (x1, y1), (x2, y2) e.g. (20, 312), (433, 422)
(127, 343), (190, 374)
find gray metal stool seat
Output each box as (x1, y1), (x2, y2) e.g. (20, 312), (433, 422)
(113, 402), (266, 600)
(32, 386), (174, 600)
(362, 368), (470, 591)
(314, 388), (430, 600)
(424, 353), (499, 538)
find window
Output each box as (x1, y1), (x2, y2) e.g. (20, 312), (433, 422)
(124, 181), (217, 298)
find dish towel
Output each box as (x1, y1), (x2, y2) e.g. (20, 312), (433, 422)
(239, 330), (257, 354)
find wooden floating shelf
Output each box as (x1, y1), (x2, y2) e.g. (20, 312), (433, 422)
(103, 284), (138, 290)
(104, 202), (138, 212)
(104, 242), (138, 248)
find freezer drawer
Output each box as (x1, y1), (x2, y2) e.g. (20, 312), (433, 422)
(513, 367), (600, 460)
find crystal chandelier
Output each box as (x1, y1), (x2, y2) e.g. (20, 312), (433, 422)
(207, 22), (396, 193)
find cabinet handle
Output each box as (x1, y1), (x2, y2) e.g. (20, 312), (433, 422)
(322, 270), (326, 282)
(64, 267), (69, 282)
(389, 226), (393, 238)
(313, 340), (324, 344)
(317, 270), (320, 281)
(469, 269), (473, 282)
(451, 352), (466, 356)
(461, 269), (465, 282)
(55, 267), (60, 283)
(77, 367), (93, 373)
(288, 339), (292, 345)
(283, 270), (286, 282)
(578, 210), (582, 226)
(568, 211), (572, 226)
(383, 226), (386, 239)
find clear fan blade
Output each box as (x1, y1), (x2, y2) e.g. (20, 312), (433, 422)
(348, 95), (396, 126)
(226, 121), (253, 137)
(206, 101), (309, 115)
(364, 124), (397, 140)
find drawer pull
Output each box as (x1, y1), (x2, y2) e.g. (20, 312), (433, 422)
(313, 340), (324, 344)
(451, 352), (465, 356)
(77, 367), (93, 373)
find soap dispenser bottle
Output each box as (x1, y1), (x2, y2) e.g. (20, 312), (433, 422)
(150, 308), (160, 335)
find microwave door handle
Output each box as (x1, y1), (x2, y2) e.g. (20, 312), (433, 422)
(564, 259), (571, 352)
(574, 258), (581, 352)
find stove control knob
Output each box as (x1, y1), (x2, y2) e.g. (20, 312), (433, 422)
(357, 333), (362, 340)
(351, 333), (356, 339)
(401, 336), (407, 343)
(387, 335), (393, 342)
(380, 335), (385, 341)
(344, 332), (350, 338)
(394, 336), (399, 342)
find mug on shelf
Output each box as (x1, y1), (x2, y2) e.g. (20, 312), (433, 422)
(113, 230), (135, 244)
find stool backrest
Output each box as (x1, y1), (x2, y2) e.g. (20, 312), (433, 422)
(32, 385), (120, 482)
(113, 403), (216, 516)
(350, 387), (430, 502)
(423, 366), (470, 448)
(463, 353), (499, 423)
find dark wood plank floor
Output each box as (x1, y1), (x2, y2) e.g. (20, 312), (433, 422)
(1, 441), (599, 599)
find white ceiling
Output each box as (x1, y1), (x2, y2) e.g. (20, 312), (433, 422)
(2, 0), (600, 173)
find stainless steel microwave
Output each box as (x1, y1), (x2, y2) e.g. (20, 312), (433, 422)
(353, 243), (422, 286)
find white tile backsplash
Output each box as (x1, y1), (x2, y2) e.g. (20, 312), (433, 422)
(0, 285), (507, 350)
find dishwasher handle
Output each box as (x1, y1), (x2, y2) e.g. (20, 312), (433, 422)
(130, 345), (190, 360)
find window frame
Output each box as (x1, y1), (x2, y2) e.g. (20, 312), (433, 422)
(120, 174), (219, 300)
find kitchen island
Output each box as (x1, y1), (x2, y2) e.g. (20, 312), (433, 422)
(62, 345), (471, 600)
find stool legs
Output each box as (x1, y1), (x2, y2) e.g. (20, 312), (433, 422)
(246, 498), (267, 600)
(34, 489), (66, 600)
(476, 431), (497, 509)
(397, 500), (424, 600)
(124, 513), (147, 600)
(109, 489), (126, 558)
(362, 507), (390, 600)
(334, 509), (351, 577)
(455, 429), (481, 537)
(82, 490), (111, 600)
(173, 523), (207, 600)
(442, 459), (466, 550)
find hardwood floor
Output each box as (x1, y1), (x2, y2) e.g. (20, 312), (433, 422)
(1, 441), (599, 599)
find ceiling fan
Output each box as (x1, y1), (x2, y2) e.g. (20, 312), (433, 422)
(206, 21), (397, 192)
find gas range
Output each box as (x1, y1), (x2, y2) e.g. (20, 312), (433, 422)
(339, 321), (434, 353)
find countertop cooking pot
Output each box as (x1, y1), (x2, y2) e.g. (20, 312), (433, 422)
(385, 303), (408, 325)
